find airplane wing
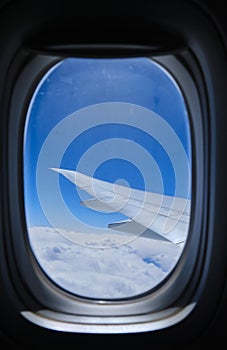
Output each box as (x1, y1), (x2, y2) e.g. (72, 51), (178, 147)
(50, 168), (191, 245)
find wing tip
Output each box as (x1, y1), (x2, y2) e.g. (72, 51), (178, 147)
(49, 167), (60, 173)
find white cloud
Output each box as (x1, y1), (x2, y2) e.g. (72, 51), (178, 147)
(28, 226), (182, 299)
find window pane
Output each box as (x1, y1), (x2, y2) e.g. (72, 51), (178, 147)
(24, 57), (191, 300)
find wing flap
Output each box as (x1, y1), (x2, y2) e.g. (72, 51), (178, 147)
(80, 199), (113, 213)
(108, 219), (173, 243)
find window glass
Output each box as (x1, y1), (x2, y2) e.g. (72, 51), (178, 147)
(24, 57), (191, 300)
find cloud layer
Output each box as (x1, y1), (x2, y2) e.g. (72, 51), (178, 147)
(29, 226), (182, 299)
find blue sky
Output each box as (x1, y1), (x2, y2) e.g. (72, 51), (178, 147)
(24, 57), (191, 229)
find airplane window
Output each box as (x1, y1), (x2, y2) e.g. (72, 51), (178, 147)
(23, 57), (191, 300)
